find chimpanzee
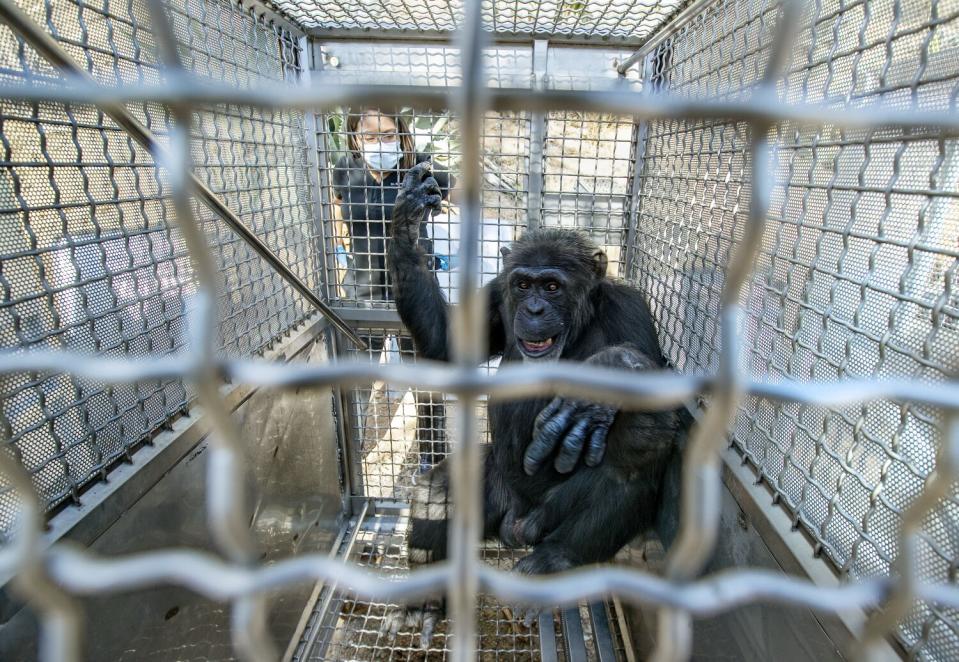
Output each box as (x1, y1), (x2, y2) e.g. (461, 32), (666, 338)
(385, 163), (688, 644)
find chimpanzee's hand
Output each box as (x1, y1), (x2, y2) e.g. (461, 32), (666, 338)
(523, 344), (654, 474)
(524, 398), (617, 475)
(392, 161), (443, 244)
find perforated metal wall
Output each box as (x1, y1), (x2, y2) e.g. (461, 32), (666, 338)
(0, 0), (316, 519)
(628, 0), (959, 657)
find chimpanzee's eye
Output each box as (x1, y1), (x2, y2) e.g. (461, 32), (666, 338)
(546, 281), (560, 292)
(518, 280), (530, 290)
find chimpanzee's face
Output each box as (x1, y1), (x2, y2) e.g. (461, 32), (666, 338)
(508, 267), (572, 361)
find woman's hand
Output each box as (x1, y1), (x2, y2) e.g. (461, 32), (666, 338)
(392, 162), (442, 244)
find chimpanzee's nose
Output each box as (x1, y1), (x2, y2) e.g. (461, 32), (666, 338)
(525, 299), (545, 315)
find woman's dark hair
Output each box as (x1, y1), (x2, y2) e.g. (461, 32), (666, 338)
(346, 108), (416, 172)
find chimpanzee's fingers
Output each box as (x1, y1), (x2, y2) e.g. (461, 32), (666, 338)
(419, 612), (438, 650)
(554, 418), (590, 473)
(423, 194), (442, 211)
(402, 161), (433, 191)
(417, 175), (441, 197)
(402, 193), (441, 215)
(524, 402), (574, 475)
(584, 426), (608, 467)
(522, 608), (540, 629)
(381, 608), (403, 638)
(533, 397), (563, 438)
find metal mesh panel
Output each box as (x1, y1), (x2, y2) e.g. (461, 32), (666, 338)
(317, 108), (528, 307)
(342, 329), (500, 502)
(314, 42), (535, 88)
(319, 43), (641, 498)
(311, 45), (531, 307)
(313, 41), (640, 299)
(1, 0), (959, 661)
(313, 43), (531, 306)
(271, 0), (685, 41)
(295, 507), (551, 661)
(0, 0), (316, 519)
(629, 0), (959, 657)
(542, 111), (637, 276)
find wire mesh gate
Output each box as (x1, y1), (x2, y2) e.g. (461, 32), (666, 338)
(0, 0), (958, 660)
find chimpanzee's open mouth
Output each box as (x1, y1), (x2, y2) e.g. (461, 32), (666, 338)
(518, 336), (559, 358)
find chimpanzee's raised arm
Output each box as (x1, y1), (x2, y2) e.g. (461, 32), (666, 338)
(388, 162), (505, 362)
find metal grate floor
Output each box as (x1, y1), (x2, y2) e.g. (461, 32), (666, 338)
(291, 505), (628, 661)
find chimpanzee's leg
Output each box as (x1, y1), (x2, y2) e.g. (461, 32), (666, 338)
(406, 446), (513, 564)
(511, 464), (663, 576)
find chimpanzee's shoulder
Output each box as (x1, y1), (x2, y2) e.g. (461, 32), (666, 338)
(595, 279), (652, 309)
(592, 279), (664, 363)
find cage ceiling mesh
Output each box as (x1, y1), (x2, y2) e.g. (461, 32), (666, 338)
(269, 0), (686, 40)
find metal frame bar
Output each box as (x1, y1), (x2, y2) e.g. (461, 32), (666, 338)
(539, 611), (560, 661)
(307, 39), (346, 306)
(588, 602), (618, 662)
(7, 79), (957, 135)
(0, 0), (958, 661)
(615, 0), (719, 75)
(526, 38), (548, 231)
(622, 51), (655, 279)
(611, 597), (638, 662)
(326, 330), (361, 513)
(3, 348), (959, 411)
(562, 607), (588, 661)
(301, 37), (336, 312)
(327, 308), (407, 326)
(290, 500), (369, 661)
(280, 519), (352, 662)
(446, 1), (488, 655)
(305, 28), (665, 48)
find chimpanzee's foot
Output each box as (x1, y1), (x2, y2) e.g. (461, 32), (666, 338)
(381, 601), (443, 649)
(513, 546), (574, 576)
(509, 605), (547, 629)
(509, 546), (574, 628)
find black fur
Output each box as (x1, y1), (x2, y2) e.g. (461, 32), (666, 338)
(385, 163), (688, 643)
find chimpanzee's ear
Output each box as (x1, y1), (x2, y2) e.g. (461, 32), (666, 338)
(500, 246), (511, 259)
(592, 248), (608, 278)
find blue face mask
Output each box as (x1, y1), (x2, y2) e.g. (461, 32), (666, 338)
(363, 140), (401, 171)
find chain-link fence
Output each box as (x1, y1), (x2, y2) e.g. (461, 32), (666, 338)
(0, 0), (958, 660)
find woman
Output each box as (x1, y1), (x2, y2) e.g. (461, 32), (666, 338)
(332, 108), (454, 304)
(331, 108), (454, 471)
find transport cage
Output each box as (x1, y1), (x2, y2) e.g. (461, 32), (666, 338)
(0, 0), (957, 660)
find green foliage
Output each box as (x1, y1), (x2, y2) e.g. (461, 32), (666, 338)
(412, 112), (461, 169)
(560, 0), (588, 18)
(325, 112), (347, 165)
